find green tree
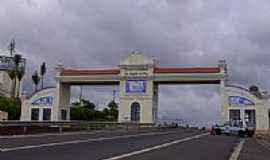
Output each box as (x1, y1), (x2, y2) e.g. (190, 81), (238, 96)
(13, 54), (22, 70)
(71, 99), (97, 120)
(40, 62), (46, 89)
(0, 96), (21, 120)
(108, 101), (118, 110)
(8, 70), (16, 98)
(81, 99), (96, 110)
(249, 85), (262, 98)
(70, 99), (118, 121)
(13, 54), (22, 95)
(106, 100), (118, 121)
(16, 68), (25, 98)
(32, 71), (40, 92)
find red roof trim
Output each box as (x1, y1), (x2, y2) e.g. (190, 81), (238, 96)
(154, 67), (220, 74)
(61, 69), (120, 76)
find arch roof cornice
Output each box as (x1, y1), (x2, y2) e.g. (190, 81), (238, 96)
(119, 53), (157, 68)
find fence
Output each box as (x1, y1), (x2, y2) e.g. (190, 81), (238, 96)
(0, 121), (155, 135)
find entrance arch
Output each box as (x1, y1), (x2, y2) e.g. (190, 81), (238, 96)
(54, 53), (227, 124)
(130, 102), (140, 122)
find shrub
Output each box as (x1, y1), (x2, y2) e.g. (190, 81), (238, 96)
(0, 97), (21, 120)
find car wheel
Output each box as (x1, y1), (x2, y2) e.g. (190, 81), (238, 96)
(215, 129), (221, 135)
(238, 130), (245, 137)
(247, 131), (254, 137)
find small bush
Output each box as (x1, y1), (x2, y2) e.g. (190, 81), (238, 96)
(0, 97), (21, 120)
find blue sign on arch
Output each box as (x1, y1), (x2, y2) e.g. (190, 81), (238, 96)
(228, 96), (255, 106)
(126, 80), (146, 93)
(32, 96), (53, 106)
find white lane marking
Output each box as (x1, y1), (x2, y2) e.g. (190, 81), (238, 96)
(0, 130), (115, 139)
(229, 138), (245, 160)
(0, 146), (4, 152)
(0, 130), (181, 152)
(102, 133), (209, 160)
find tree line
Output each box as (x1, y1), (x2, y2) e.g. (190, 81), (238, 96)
(71, 99), (118, 121)
(6, 39), (47, 97)
(7, 54), (25, 98)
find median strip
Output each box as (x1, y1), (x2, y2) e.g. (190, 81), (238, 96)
(102, 133), (209, 160)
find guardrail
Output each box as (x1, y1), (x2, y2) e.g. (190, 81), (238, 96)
(0, 121), (155, 135)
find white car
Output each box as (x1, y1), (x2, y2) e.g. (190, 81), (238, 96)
(211, 120), (255, 137)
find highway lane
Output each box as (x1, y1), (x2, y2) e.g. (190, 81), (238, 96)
(0, 129), (239, 160)
(119, 135), (238, 160)
(0, 128), (196, 149)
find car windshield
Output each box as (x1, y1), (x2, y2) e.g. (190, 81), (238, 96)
(231, 121), (243, 127)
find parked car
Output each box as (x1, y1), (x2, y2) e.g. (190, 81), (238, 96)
(210, 120), (255, 137)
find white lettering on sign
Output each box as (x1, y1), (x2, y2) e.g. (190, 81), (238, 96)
(228, 96), (255, 106)
(126, 80), (146, 93)
(32, 96), (53, 106)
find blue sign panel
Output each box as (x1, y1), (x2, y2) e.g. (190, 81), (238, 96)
(32, 96), (53, 106)
(126, 80), (146, 93)
(0, 56), (26, 71)
(228, 96), (255, 106)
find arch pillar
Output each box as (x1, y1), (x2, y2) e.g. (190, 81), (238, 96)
(53, 82), (70, 121)
(53, 65), (71, 121)
(118, 79), (157, 123)
(219, 59), (228, 124)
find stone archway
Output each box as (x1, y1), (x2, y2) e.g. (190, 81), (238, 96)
(130, 102), (140, 122)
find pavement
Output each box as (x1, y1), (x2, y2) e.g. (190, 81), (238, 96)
(0, 128), (268, 160)
(239, 136), (270, 160)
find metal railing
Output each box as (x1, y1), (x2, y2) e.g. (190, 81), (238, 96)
(0, 121), (155, 135)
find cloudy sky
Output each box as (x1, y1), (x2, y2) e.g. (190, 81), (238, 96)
(1, 0), (270, 126)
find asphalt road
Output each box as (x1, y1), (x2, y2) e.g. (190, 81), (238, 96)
(0, 129), (240, 160)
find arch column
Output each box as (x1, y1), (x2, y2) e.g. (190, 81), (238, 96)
(53, 82), (70, 121)
(53, 65), (71, 121)
(219, 59), (228, 123)
(118, 80), (156, 123)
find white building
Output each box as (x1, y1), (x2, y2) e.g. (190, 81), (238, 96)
(223, 85), (270, 132)
(0, 71), (13, 97)
(20, 87), (56, 121)
(0, 55), (26, 98)
(0, 110), (8, 121)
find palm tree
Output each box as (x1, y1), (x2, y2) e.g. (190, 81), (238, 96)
(8, 70), (16, 98)
(40, 62), (46, 89)
(13, 54), (22, 69)
(249, 85), (262, 98)
(11, 54), (22, 97)
(16, 69), (25, 98)
(32, 71), (40, 92)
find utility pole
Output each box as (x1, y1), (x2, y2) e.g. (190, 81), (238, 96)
(112, 89), (116, 102)
(8, 39), (15, 57)
(79, 86), (83, 104)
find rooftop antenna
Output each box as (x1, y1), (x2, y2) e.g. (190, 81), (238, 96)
(8, 39), (16, 57)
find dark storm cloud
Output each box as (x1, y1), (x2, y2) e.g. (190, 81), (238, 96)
(1, 0), (270, 125)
